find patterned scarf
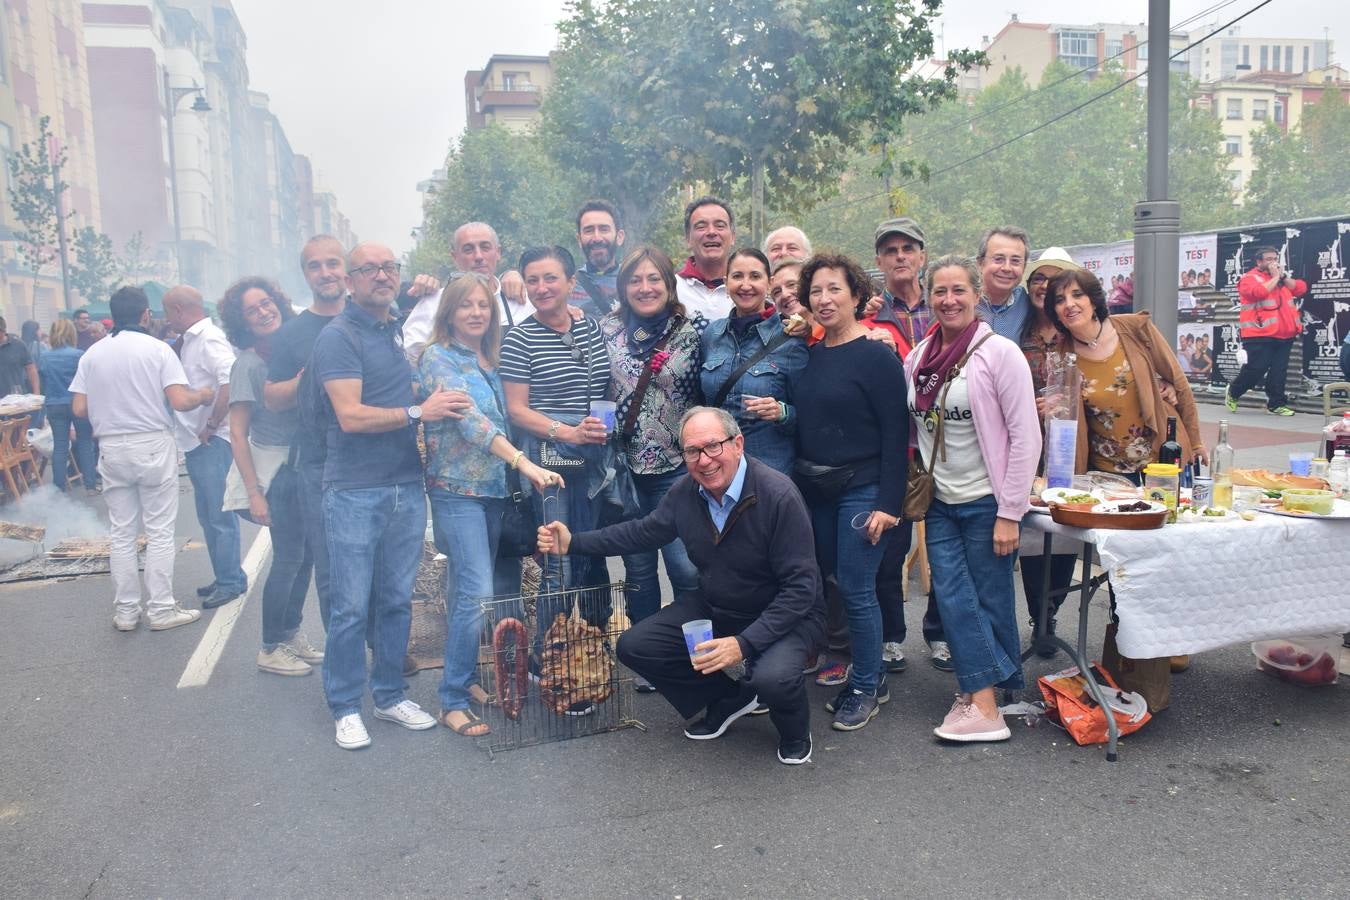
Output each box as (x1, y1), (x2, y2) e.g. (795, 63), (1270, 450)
(913, 320), (980, 413)
(625, 309), (672, 357)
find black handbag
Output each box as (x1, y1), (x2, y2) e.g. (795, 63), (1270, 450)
(496, 467), (537, 558)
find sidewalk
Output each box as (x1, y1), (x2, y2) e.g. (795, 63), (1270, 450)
(1193, 400), (1328, 472)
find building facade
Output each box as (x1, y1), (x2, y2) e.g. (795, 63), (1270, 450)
(464, 54), (551, 132)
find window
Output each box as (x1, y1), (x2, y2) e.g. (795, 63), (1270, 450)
(1270, 45), (1281, 70)
(1259, 46), (1268, 70)
(1274, 99), (1284, 123)
(1226, 98), (1243, 119)
(1303, 46), (1310, 72)
(1241, 45), (1250, 68)
(1252, 99), (1268, 120)
(1285, 46), (1293, 72)
(1057, 30), (1096, 71)
(1226, 136), (1242, 156)
(1105, 39), (1123, 60)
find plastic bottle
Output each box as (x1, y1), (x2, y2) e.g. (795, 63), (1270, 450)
(1212, 420), (1235, 509)
(1329, 451), (1349, 499)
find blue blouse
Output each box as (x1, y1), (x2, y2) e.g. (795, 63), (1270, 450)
(417, 341), (509, 498)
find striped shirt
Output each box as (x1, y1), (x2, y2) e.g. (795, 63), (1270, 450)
(499, 317), (611, 418)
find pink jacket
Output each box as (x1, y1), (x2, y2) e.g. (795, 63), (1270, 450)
(904, 322), (1042, 521)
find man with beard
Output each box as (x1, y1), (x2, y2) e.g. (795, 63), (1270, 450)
(675, 196), (736, 331)
(567, 200), (626, 318)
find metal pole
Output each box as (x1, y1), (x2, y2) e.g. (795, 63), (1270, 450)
(48, 135), (72, 310)
(1133, 0), (1180, 344)
(163, 69), (184, 284)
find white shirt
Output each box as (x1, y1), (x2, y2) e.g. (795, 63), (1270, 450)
(401, 281), (531, 363)
(173, 316), (236, 451)
(909, 368), (993, 505)
(676, 275), (732, 330)
(69, 330), (188, 438)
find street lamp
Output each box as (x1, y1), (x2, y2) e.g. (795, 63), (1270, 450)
(162, 71), (211, 285)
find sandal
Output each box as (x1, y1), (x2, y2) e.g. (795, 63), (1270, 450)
(438, 708), (491, 736)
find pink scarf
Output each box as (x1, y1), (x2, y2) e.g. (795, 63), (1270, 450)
(912, 320), (980, 413)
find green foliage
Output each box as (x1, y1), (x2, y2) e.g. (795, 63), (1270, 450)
(68, 226), (119, 304)
(5, 117), (65, 292)
(801, 64), (1238, 260)
(1244, 90), (1350, 222)
(538, 0), (979, 244)
(410, 123), (583, 279)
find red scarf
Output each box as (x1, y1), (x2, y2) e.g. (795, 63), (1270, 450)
(678, 256), (724, 288)
(913, 320), (980, 413)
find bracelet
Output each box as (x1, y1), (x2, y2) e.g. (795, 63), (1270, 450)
(509, 450), (524, 469)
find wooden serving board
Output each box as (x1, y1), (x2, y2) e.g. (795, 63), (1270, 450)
(1049, 506), (1168, 530)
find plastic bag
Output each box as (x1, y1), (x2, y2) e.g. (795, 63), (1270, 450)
(1252, 635), (1340, 686)
(27, 423), (53, 459)
(1038, 662), (1152, 747)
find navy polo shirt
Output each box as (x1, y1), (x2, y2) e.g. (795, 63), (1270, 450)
(311, 302), (421, 490)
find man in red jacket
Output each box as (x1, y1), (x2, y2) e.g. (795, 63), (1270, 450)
(1228, 245), (1307, 416)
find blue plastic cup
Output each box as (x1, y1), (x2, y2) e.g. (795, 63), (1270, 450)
(682, 619), (713, 662)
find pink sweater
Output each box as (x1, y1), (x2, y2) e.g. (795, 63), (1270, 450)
(905, 322), (1042, 521)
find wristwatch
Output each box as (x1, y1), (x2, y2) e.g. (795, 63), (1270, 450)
(406, 405), (423, 423)
(547, 420), (563, 439)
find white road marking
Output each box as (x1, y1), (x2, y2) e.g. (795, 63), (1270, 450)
(176, 530), (273, 689)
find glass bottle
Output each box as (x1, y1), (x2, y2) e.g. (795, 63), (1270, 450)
(1159, 416), (1182, 467)
(1212, 420), (1234, 509)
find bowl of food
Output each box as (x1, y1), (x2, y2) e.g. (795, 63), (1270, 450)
(1280, 488), (1337, 516)
(1050, 500), (1168, 530)
(1041, 487), (1103, 511)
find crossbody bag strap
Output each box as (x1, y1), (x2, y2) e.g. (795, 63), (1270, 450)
(711, 328), (792, 410)
(932, 332), (994, 465)
(484, 371), (524, 496)
(574, 270), (613, 316)
(621, 316), (682, 441)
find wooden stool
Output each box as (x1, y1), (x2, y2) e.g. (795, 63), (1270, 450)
(903, 520), (930, 595)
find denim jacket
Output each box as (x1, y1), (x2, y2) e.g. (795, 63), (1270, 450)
(417, 341), (508, 498)
(38, 345), (82, 407)
(699, 315), (808, 475)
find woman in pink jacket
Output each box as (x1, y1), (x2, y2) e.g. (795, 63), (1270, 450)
(905, 254), (1041, 743)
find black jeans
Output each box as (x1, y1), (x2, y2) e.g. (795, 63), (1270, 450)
(616, 594), (821, 742)
(297, 461), (332, 629)
(1230, 337), (1294, 410)
(260, 469), (315, 648)
(875, 524), (946, 645)
(1018, 552), (1079, 628)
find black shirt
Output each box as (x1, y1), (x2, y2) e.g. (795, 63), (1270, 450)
(268, 309), (337, 468)
(0, 337), (32, 394)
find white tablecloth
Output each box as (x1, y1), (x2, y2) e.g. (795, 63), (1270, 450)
(1022, 513), (1350, 657)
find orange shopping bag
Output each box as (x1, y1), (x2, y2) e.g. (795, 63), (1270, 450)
(1038, 662), (1152, 747)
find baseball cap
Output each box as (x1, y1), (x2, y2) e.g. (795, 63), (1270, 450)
(875, 217), (925, 250)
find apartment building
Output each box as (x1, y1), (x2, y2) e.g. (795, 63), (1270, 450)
(464, 54), (552, 132)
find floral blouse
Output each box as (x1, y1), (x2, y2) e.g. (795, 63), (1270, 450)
(599, 314), (703, 475)
(417, 341), (508, 497)
(1078, 343), (1154, 474)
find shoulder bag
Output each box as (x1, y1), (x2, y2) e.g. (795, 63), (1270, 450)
(903, 334), (992, 522)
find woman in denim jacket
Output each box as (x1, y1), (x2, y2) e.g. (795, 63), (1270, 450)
(419, 274), (556, 737)
(698, 248), (807, 475)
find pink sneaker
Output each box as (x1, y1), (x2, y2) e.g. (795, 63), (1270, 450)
(933, 695), (1011, 743)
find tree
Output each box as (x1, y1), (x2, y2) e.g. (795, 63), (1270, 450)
(539, 0), (980, 245)
(409, 123), (582, 280)
(1244, 89), (1350, 222)
(800, 64), (1237, 259)
(68, 226), (119, 304)
(5, 116), (67, 318)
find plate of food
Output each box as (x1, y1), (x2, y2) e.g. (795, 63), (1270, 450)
(1050, 499), (1168, 530)
(1176, 505), (1241, 524)
(1256, 491), (1350, 519)
(1038, 487), (1105, 511)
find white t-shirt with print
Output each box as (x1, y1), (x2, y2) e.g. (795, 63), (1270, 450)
(909, 367), (993, 505)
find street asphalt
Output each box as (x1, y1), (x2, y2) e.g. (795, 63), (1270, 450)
(2, 411), (1349, 899)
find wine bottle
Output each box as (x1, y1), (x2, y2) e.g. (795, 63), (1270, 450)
(1212, 420), (1235, 508)
(1159, 416), (1182, 466)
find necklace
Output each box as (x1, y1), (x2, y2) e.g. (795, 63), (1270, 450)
(1079, 319), (1105, 348)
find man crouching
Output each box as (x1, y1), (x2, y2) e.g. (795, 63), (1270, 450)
(537, 406), (823, 764)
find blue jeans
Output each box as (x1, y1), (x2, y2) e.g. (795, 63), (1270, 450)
(429, 490), (501, 712)
(925, 495), (1024, 694)
(810, 482), (887, 694)
(46, 404), (96, 491)
(622, 468), (699, 622)
(259, 469), (314, 648)
(184, 436), (246, 592)
(297, 461), (332, 628)
(321, 482), (424, 719)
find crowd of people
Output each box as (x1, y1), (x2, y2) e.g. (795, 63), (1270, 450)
(57, 193), (1241, 764)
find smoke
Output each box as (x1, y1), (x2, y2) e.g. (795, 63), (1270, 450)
(0, 485), (107, 570)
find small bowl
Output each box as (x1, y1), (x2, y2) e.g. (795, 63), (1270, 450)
(1280, 488), (1337, 516)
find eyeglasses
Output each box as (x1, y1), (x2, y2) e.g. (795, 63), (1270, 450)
(1028, 273), (1048, 286)
(680, 436), (734, 463)
(243, 297), (277, 319)
(559, 328), (588, 364)
(349, 262), (402, 279)
(988, 255), (1025, 268)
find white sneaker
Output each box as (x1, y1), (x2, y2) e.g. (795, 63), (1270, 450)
(257, 645), (313, 676)
(373, 699), (436, 731)
(148, 606), (202, 631)
(883, 641), (907, 672)
(929, 640), (954, 672)
(285, 633), (325, 663)
(335, 714), (371, 750)
(112, 612), (140, 632)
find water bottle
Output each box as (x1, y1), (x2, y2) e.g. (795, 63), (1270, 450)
(1329, 451), (1349, 499)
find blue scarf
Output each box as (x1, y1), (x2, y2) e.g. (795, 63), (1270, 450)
(625, 310), (671, 357)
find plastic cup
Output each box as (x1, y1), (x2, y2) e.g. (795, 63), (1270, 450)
(590, 400), (617, 434)
(682, 619), (713, 662)
(850, 512), (872, 534)
(1289, 451), (1314, 477)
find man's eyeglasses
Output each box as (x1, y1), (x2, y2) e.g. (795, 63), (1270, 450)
(988, 255), (1024, 268)
(559, 328), (588, 364)
(680, 436), (734, 463)
(349, 262), (402, 279)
